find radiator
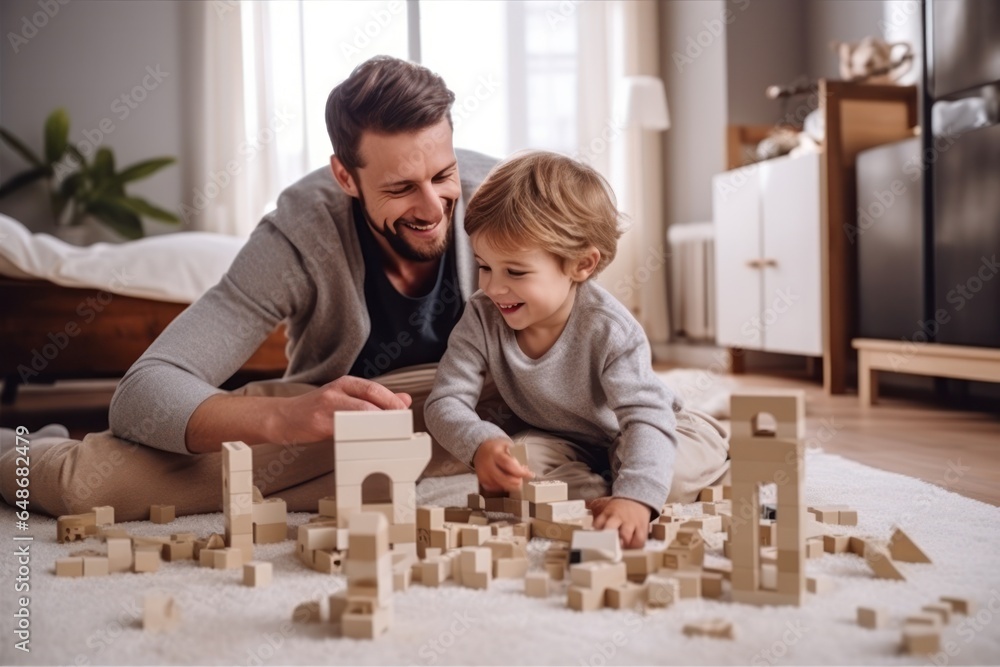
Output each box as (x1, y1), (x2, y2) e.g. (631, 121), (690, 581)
(667, 222), (716, 341)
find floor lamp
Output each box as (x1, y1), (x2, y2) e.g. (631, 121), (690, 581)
(614, 75), (671, 328)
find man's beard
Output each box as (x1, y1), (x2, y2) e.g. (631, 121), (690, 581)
(357, 192), (455, 263)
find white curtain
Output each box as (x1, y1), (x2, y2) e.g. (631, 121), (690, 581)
(581, 0), (671, 344)
(179, 1), (288, 237)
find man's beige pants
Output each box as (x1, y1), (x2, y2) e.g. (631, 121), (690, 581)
(0, 366), (730, 521)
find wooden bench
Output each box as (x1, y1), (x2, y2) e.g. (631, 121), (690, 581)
(852, 338), (1000, 406)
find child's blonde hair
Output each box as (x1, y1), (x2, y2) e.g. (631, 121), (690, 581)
(464, 151), (623, 277)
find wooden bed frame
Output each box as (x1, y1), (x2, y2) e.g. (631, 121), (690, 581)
(0, 278), (289, 404)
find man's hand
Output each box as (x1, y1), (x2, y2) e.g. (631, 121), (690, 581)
(274, 376), (411, 445)
(473, 438), (534, 493)
(589, 496), (651, 549)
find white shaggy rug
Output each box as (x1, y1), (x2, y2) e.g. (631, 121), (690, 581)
(3, 450), (999, 666)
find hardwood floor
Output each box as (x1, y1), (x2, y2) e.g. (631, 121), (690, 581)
(3, 372), (999, 506)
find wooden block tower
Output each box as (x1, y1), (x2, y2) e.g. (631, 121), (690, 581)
(222, 441), (254, 563)
(728, 390), (806, 606)
(341, 512), (393, 639)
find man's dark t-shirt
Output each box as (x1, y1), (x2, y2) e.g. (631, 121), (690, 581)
(348, 200), (465, 379)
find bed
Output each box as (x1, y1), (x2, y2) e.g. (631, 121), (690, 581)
(0, 216), (288, 403)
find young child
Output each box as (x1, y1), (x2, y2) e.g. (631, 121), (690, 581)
(424, 151), (729, 547)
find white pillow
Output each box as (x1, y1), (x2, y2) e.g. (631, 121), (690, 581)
(0, 214), (245, 304)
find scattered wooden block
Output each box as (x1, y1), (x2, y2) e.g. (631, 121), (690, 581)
(698, 486), (724, 502)
(243, 561), (272, 587)
(494, 557), (529, 579)
(143, 593), (180, 633)
(567, 585), (605, 611)
(904, 613), (942, 628)
(646, 575), (680, 608)
(55, 557), (84, 578)
(940, 596), (974, 615)
(133, 546), (161, 573)
(889, 527), (931, 563)
(535, 499), (587, 523)
(253, 522), (287, 544)
(149, 505), (175, 524)
(91, 506), (114, 526)
(806, 576), (834, 594)
(524, 480), (569, 504)
(858, 606), (888, 629)
(902, 626), (941, 655)
(701, 572), (724, 599)
(922, 603), (951, 625)
(292, 601), (322, 623)
(605, 581), (646, 609)
(524, 572), (550, 598)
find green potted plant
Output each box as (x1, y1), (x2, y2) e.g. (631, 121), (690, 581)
(0, 108), (180, 242)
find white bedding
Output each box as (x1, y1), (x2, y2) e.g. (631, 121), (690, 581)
(0, 214), (245, 303)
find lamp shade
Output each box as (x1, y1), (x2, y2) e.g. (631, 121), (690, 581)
(615, 75), (671, 131)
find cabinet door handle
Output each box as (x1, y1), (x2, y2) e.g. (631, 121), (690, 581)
(762, 258), (778, 267)
(746, 259), (763, 269)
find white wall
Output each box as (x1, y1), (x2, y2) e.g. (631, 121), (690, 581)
(0, 0), (185, 234)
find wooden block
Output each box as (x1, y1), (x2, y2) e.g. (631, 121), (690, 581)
(56, 513), (95, 543)
(684, 515), (723, 533)
(531, 517), (592, 542)
(524, 572), (550, 598)
(674, 570), (702, 599)
(571, 530), (622, 563)
(313, 549), (345, 574)
(226, 469), (253, 495)
(503, 497), (531, 518)
(254, 522), (287, 544)
(252, 498), (287, 525)
(868, 546), (906, 580)
(419, 558), (450, 587)
(318, 496), (337, 518)
(806, 576), (834, 594)
(208, 548), (242, 570)
(462, 570), (491, 590)
(807, 506), (841, 523)
(902, 627), (941, 655)
(802, 539), (823, 560)
(467, 493), (485, 511)
(243, 562), (272, 587)
(544, 562), (565, 581)
(91, 506), (114, 526)
(858, 606), (888, 629)
(79, 556), (108, 577)
(328, 593), (348, 624)
(567, 585), (604, 611)
(393, 562), (412, 592)
(335, 434), (429, 461)
(143, 593), (180, 633)
(524, 480), (569, 504)
(536, 499), (587, 523)
(922, 603), (951, 624)
(342, 602), (393, 640)
(701, 572), (724, 599)
(823, 534), (850, 554)
(334, 409), (413, 442)
(889, 527), (931, 563)
(106, 536), (133, 572)
(570, 561), (628, 590)
(150, 505), (175, 524)
(417, 506), (445, 531)
(650, 521), (680, 543)
(940, 596), (974, 615)
(299, 524), (346, 552)
(494, 557), (529, 579)
(459, 547), (492, 574)
(905, 613), (942, 628)
(55, 557), (84, 577)
(729, 391), (805, 440)
(838, 509), (858, 525)
(759, 520), (776, 547)
(605, 581), (646, 609)
(646, 575), (680, 608)
(698, 486), (724, 502)
(222, 441), (252, 471)
(682, 619), (735, 640)
(292, 601), (322, 623)
(133, 547), (160, 573)
(622, 550), (659, 582)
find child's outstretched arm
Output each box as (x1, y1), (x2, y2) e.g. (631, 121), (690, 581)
(424, 305), (529, 491)
(596, 331), (680, 546)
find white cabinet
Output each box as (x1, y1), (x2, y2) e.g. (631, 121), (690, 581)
(712, 152), (822, 357)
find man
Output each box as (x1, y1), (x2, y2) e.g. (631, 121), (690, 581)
(0, 56), (513, 520)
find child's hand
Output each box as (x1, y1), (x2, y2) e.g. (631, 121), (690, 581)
(590, 496), (651, 549)
(473, 438), (534, 493)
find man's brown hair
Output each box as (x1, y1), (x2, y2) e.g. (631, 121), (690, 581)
(325, 56), (455, 172)
(465, 151), (624, 277)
